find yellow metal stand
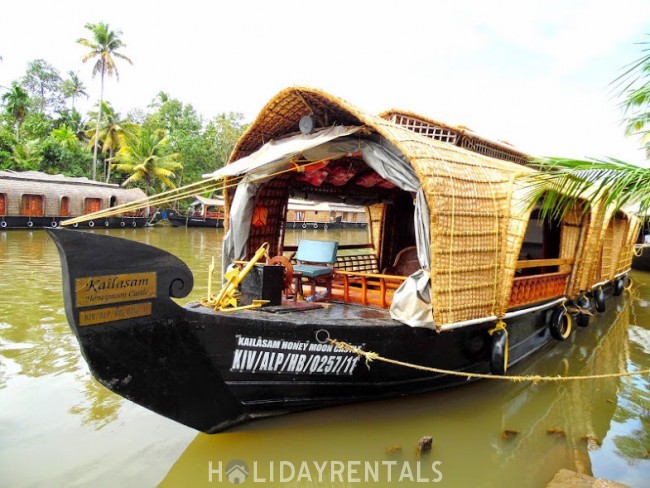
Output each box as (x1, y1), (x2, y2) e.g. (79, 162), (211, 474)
(202, 243), (270, 311)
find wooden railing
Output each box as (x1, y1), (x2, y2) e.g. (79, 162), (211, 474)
(508, 271), (570, 308)
(509, 258), (573, 308)
(332, 271), (406, 309)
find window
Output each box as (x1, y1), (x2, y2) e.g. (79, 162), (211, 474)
(84, 198), (102, 214)
(60, 197), (70, 217)
(0, 194), (6, 216)
(21, 194), (44, 216)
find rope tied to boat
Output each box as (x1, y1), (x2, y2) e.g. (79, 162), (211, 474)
(327, 338), (650, 383)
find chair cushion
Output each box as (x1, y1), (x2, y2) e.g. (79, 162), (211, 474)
(295, 240), (338, 264)
(293, 264), (333, 278)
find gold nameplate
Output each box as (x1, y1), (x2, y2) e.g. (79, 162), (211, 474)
(75, 272), (157, 308)
(79, 302), (153, 326)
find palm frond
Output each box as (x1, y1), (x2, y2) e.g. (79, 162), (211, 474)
(523, 157), (650, 222)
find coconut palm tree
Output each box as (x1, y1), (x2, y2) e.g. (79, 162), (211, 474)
(78, 21), (132, 180)
(62, 71), (88, 112)
(1, 82), (30, 140)
(110, 126), (183, 195)
(51, 124), (80, 152)
(86, 101), (134, 182)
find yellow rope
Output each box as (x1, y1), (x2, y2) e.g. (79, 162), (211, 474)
(60, 153), (352, 226)
(328, 338), (650, 383)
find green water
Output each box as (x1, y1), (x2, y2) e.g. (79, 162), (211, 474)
(0, 227), (648, 487)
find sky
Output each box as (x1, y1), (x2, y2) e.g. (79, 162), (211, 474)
(1, 0), (650, 163)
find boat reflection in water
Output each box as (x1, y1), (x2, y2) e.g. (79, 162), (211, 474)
(160, 296), (632, 487)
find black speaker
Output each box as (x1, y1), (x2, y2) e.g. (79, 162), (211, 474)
(239, 264), (283, 306)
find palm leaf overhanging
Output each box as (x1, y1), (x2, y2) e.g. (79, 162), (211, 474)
(525, 36), (650, 223)
(524, 157), (650, 223)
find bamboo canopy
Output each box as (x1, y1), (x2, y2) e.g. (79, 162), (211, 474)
(227, 88), (535, 324)
(226, 87), (638, 325)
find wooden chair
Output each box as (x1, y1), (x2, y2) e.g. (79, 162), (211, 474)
(382, 246), (420, 276)
(293, 239), (339, 301)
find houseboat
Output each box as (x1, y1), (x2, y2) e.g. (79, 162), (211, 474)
(167, 195), (225, 228)
(47, 87), (639, 433)
(0, 170), (149, 229)
(286, 198), (367, 229)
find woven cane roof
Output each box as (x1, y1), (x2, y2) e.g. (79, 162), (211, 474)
(227, 87), (618, 326)
(379, 109), (531, 166)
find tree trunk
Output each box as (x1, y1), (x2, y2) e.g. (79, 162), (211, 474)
(91, 62), (105, 181)
(105, 149), (113, 183)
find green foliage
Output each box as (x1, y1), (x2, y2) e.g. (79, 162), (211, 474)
(527, 35), (650, 221)
(51, 124), (79, 151)
(20, 112), (53, 141)
(141, 93), (247, 185)
(205, 112), (248, 168)
(22, 59), (64, 115)
(78, 21), (133, 180)
(0, 28), (248, 194)
(110, 125), (183, 194)
(37, 137), (92, 176)
(77, 22), (133, 80)
(613, 36), (650, 155)
(61, 71), (88, 111)
(525, 157), (650, 222)
(5, 140), (41, 171)
(1, 82), (30, 139)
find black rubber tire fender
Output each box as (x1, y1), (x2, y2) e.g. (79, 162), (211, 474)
(613, 278), (624, 296)
(550, 307), (573, 341)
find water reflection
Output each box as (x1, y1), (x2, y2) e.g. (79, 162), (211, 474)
(160, 297), (641, 487)
(0, 228), (648, 487)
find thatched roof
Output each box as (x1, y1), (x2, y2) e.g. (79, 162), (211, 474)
(226, 87), (632, 325)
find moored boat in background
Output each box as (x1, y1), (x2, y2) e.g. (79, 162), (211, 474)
(166, 195), (225, 228)
(0, 170), (149, 229)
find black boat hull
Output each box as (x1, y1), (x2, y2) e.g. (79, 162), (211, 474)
(167, 215), (224, 228)
(0, 215), (147, 230)
(47, 228), (621, 433)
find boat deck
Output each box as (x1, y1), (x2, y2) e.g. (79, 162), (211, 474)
(185, 300), (394, 326)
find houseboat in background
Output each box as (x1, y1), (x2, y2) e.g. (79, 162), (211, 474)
(286, 198), (367, 229)
(167, 195), (225, 228)
(0, 170), (149, 229)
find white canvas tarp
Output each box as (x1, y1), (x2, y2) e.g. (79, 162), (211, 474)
(221, 128), (436, 328)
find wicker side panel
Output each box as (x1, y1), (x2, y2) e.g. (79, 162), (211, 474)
(586, 206), (617, 287)
(497, 184), (535, 314)
(568, 203), (607, 294)
(401, 143), (517, 324)
(609, 216), (629, 279)
(617, 215), (641, 273)
(246, 176), (290, 259)
(559, 207), (584, 275)
(599, 215), (628, 281)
